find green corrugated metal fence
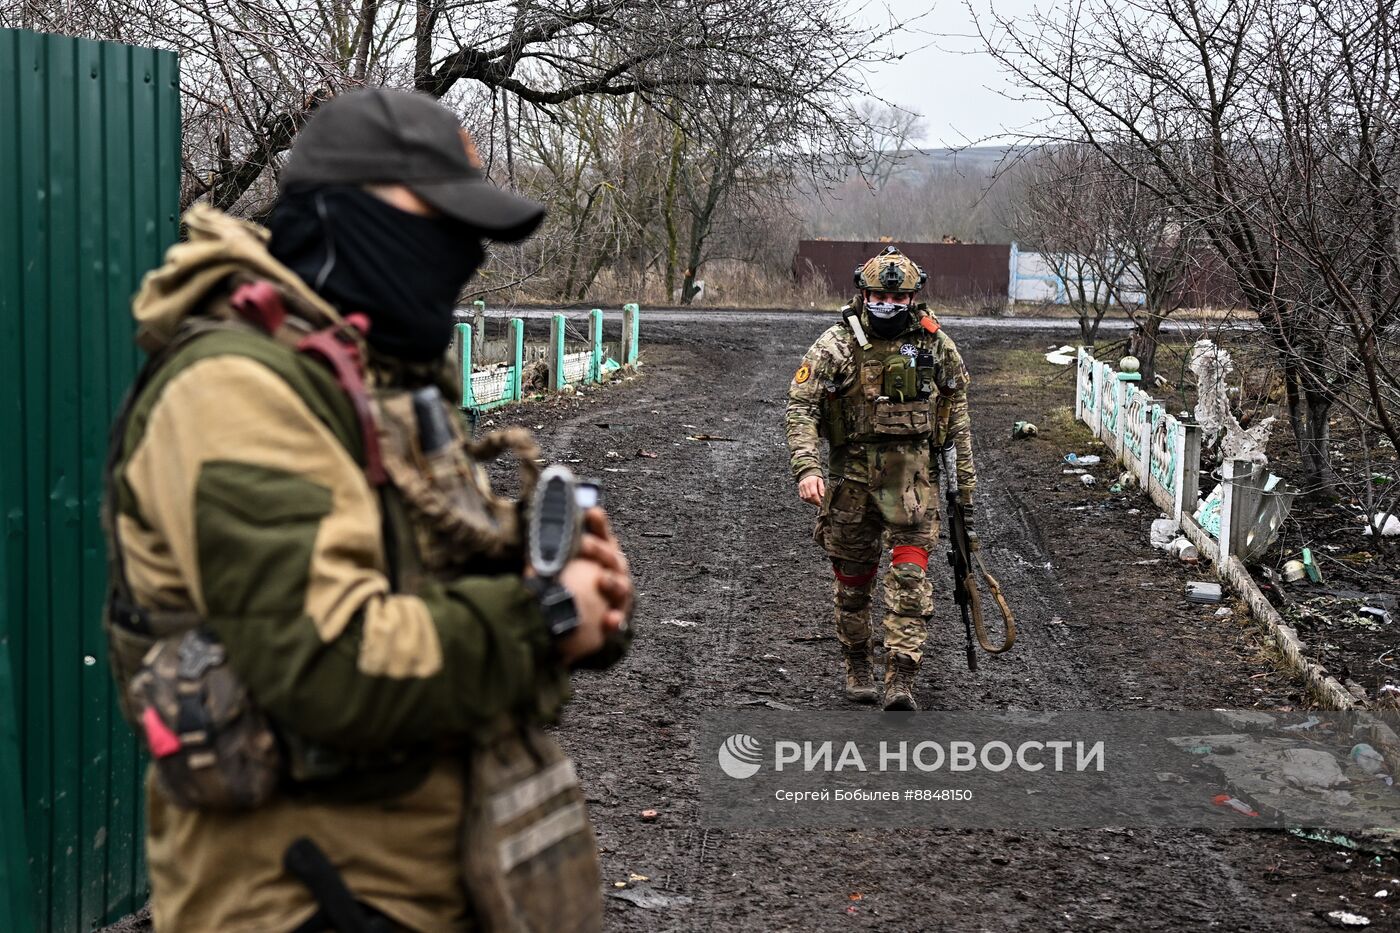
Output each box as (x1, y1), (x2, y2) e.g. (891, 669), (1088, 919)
(0, 27), (180, 932)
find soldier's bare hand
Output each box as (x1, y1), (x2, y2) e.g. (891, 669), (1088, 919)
(556, 558), (613, 666)
(577, 507), (633, 628)
(798, 475), (826, 505)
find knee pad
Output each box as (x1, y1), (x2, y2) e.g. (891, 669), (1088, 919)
(832, 560), (878, 589)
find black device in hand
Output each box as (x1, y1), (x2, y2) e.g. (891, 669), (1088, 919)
(528, 466), (630, 667)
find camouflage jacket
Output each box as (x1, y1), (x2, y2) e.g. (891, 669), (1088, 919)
(784, 300), (977, 497)
(111, 206), (564, 932)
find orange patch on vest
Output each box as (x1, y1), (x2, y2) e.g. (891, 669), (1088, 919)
(794, 364), (812, 384)
(920, 317), (939, 334)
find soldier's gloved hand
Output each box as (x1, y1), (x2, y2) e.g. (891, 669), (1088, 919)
(960, 489), (981, 551)
(798, 474), (826, 505)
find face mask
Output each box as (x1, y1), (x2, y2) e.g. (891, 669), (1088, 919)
(267, 186), (486, 362)
(865, 298), (912, 339)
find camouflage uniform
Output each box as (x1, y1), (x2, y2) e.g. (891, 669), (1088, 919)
(785, 299), (976, 672)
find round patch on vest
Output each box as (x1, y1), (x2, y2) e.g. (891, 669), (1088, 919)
(794, 364), (812, 384)
(900, 344), (918, 358)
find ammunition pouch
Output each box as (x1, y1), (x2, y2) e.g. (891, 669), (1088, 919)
(461, 725), (602, 933)
(126, 627), (282, 810)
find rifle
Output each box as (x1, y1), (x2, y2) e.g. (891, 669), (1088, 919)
(938, 443), (1016, 672)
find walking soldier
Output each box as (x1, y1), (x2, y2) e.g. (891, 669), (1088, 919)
(785, 246), (977, 711)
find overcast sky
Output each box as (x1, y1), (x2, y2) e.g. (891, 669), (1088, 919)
(857, 0), (1052, 147)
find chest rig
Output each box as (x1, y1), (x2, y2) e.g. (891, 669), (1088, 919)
(820, 308), (954, 448)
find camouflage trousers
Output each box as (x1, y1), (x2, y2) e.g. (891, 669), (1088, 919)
(816, 475), (938, 663)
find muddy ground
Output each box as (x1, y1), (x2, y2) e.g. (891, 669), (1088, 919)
(479, 312), (1399, 932)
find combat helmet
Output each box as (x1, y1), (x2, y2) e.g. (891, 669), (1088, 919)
(853, 245), (927, 293)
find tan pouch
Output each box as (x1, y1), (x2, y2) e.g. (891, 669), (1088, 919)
(461, 726), (602, 933)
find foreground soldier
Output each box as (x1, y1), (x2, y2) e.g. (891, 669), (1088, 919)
(103, 88), (632, 931)
(785, 246), (977, 711)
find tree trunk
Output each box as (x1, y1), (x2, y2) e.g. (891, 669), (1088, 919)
(1129, 313), (1162, 384)
(662, 123), (683, 300)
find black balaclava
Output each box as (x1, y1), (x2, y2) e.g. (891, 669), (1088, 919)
(267, 186), (485, 362)
(864, 294), (914, 339)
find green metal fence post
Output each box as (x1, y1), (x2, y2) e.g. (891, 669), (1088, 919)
(548, 313), (566, 392)
(456, 322), (475, 409)
(509, 318), (524, 402)
(622, 303), (640, 367)
(588, 309), (603, 383)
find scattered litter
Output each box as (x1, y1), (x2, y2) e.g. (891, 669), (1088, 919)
(1362, 513), (1400, 537)
(606, 450), (620, 459)
(687, 434), (738, 442)
(613, 881), (627, 888)
(1278, 747), (1348, 789)
(1380, 685), (1400, 699)
(1282, 559), (1308, 583)
(1168, 537), (1199, 562)
(1117, 470), (1138, 490)
(1377, 890), (1390, 898)
(1186, 582), (1223, 604)
(607, 888), (693, 910)
(659, 618), (696, 627)
(642, 531), (675, 539)
(1324, 910), (1370, 928)
(1351, 744), (1386, 776)
(1064, 453), (1101, 466)
(1109, 483), (1123, 494)
(849, 892), (863, 902)
(1281, 715), (1321, 732)
(603, 467), (628, 473)
(1064, 468), (1087, 475)
(1289, 828), (1363, 849)
(1079, 474), (1096, 487)
(636, 449), (659, 459)
(1012, 421), (1039, 439)
(1127, 508), (1142, 516)
(1155, 772), (1187, 784)
(738, 698), (797, 711)
(1212, 794), (1259, 817)
(1215, 607), (1234, 618)
(640, 809), (659, 822)
(1045, 345), (1076, 365)
(1359, 606), (1392, 626)
(1303, 548), (1324, 583)
(629, 873), (650, 882)
(1151, 518), (1180, 550)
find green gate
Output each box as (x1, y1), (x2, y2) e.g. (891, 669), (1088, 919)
(0, 27), (180, 932)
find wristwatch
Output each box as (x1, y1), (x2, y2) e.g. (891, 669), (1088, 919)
(526, 576), (580, 642)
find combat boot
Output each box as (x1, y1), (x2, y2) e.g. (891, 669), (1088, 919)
(841, 643), (878, 704)
(882, 654), (920, 711)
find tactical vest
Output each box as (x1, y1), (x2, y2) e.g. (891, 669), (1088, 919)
(103, 278), (603, 932)
(820, 311), (955, 449)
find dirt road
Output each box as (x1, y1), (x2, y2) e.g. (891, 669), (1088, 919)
(485, 313), (1397, 932)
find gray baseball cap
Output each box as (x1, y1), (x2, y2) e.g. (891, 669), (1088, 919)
(280, 87), (545, 242)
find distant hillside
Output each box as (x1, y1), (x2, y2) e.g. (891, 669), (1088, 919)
(796, 145), (1032, 245)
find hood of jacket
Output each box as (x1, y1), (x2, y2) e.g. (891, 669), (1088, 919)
(132, 204), (342, 353)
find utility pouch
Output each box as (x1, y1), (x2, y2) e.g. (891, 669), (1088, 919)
(127, 628), (282, 810)
(461, 726), (602, 933)
(871, 399), (933, 437)
(881, 353), (919, 402)
(820, 384), (848, 448)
